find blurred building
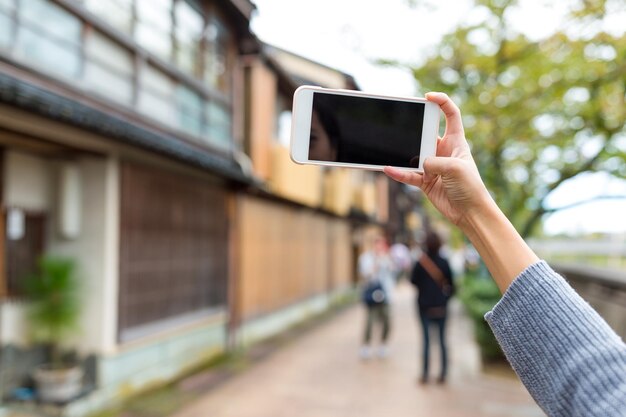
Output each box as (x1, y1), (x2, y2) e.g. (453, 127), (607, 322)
(0, 1), (396, 415)
(233, 44), (391, 346)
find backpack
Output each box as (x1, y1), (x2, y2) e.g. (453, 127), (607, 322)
(362, 281), (387, 306)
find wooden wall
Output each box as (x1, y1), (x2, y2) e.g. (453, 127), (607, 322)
(269, 146), (323, 207)
(236, 195), (353, 320)
(247, 61), (276, 181)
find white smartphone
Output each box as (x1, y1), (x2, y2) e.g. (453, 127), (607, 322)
(290, 86), (440, 172)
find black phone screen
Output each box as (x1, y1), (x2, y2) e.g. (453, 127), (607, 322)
(309, 92), (425, 168)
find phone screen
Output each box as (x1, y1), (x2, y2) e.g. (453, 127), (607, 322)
(309, 92), (425, 168)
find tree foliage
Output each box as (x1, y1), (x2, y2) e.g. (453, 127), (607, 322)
(395, 0), (626, 236)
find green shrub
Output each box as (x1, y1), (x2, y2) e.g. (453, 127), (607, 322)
(22, 257), (81, 367)
(458, 270), (505, 362)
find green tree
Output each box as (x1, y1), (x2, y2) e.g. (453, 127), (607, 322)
(388, 0), (626, 237)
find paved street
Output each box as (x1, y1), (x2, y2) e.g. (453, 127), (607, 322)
(171, 283), (544, 417)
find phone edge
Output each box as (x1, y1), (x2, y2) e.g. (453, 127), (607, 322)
(290, 86), (315, 165)
(419, 101), (441, 171)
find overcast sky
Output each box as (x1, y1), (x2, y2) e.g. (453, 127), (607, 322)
(250, 0), (626, 236)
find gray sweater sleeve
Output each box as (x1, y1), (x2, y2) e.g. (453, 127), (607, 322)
(485, 261), (626, 417)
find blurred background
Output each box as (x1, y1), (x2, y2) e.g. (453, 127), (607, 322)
(0, 0), (624, 416)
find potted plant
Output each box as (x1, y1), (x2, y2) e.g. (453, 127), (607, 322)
(23, 256), (83, 403)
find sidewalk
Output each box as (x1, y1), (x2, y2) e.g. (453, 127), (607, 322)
(171, 283), (544, 417)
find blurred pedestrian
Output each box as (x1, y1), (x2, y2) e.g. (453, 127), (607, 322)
(358, 236), (395, 359)
(390, 240), (412, 282)
(411, 230), (454, 384)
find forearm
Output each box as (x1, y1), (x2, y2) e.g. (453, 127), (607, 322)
(460, 199), (539, 293)
(463, 201), (626, 415)
(485, 262), (626, 416)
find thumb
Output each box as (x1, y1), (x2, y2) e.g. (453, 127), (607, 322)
(423, 156), (456, 183)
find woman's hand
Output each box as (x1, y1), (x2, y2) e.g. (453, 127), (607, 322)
(384, 92), (494, 229)
(385, 92), (539, 292)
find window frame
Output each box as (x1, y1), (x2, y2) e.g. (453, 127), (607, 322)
(0, 0), (237, 153)
(14, 0), (84, 80)
(83, 25), (135, 104)
(173, 0), (204, 78)
(134, 0), (174, 60)
(0, 0), (17, 50)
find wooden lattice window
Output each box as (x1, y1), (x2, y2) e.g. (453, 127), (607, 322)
(118, 162), (229, 341)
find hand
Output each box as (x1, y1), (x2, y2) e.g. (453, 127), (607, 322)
(386, 93), (539, 291)
(384, 92), (493, 228)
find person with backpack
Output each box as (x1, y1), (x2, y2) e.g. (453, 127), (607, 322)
(411, 230), (455, 384)
(358, 236), (395, 359)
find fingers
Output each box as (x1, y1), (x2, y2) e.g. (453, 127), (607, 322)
(436, 136), (447, 157)
(424, 156), (455, 175)
(385, 158), (458, 187)
(383, 166), (423, 188)
(425, 92), (464, 137)
(423, 156), (463, 182)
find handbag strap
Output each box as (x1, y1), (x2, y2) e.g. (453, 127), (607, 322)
(418, 254), (447, 290)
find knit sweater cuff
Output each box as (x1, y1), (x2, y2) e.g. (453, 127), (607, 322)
(484, 260), (559, 323)
(484, 260), (626, 417)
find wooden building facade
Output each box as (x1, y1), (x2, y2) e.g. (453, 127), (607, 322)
(0, 1), (396, 415)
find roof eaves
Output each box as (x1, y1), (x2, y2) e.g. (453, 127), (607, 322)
(0, 72), (252, 185)
(262, 43), (358, 87)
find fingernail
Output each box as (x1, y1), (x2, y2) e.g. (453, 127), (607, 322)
(384, 167), (403, 179)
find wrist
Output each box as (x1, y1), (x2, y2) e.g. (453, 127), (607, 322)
(458, 195), (503, 236)
(459, 197), (539, 293)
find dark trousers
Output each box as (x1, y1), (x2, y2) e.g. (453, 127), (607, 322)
(419, 310), (448, 380)
(363, 303), (390, 344)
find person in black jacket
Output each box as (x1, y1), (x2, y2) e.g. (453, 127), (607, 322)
(411, 230), (454, 384)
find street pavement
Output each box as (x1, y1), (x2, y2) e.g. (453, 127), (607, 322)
(171, 283), (544, 417)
